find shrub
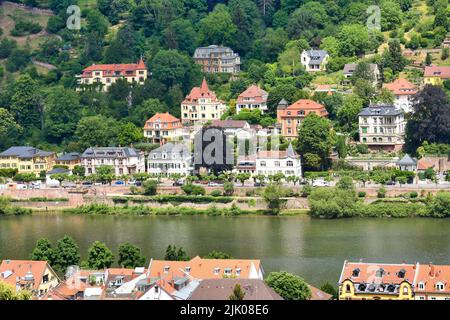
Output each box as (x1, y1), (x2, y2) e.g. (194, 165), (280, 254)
(182, 184), (206, 196)
(142, 179), (158, 196)
(358, 191), (366, 198)
(210, 190), (223, 197)
(223, 182), (235, 196)
(377, 187), (387, 199)
(409, 192), (418, 199)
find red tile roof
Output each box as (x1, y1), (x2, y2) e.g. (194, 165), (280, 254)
(82, 59), (147, 78)
(418, 159), (434, 170)
(0, 260), (55, 291)
(383, 78), (418, 96)
(424, 66), (450, 79)
(144, 113), (182, 129)
(183, 78), (219, 103)
(237, 85), (268, 104)
(278, 99), (328, 118)
(339, 261), (417, 286)
(416, 264), (450, 294)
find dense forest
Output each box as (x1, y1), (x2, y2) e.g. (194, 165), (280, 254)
(0, 0), (449, 167)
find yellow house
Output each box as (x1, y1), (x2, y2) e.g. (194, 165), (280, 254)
(55, 152), (81, 170)
(0, 260), (60, 298)
(0, 146), (55, 175)
(338, 261), (417, 300)
(423, 66), (450, 85)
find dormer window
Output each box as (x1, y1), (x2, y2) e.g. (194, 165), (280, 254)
(163, 266), (170, 273)
(436, 282), (445, 291)
(376, 268), (384, 277)
(236, 268), (241, 276)
(352, 268), (360, 277)
(224, 268), (232, 276)
(418, 282), (425, 290)
(398, 269), (406, 278)
(185, 267), (191, 274)
(213, 268), (220, 275)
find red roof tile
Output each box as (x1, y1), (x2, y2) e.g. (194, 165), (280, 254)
(383, 78), (418, 96)
(183, 78), (219, 103)
(424, 66), (450, 78)
(237, 85), (268, 104)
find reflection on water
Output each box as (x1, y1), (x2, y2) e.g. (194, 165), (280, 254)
(0, 215), (449, 286)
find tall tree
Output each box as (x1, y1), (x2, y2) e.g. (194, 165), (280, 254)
(0, 108), (23, 149)
(10, 74), (42, 130)
(117, 243), (146, 268)
(30, 238), (56, 266)
(229, 284), (246, 300)
(405, 85), (450, 153)
(265, 271), (312, 300)
(54, 236), (81, 272)
(87, 241), (115, 269)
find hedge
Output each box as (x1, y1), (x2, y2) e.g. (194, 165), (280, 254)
(112, 195), (234, 204)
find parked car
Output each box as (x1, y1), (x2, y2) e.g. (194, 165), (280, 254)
(254, 182), (266, 187)
(128, 180), (137, 185)
(114, 181), (125, 186)
(173, 179), (185, 187)
(208, 182), (222, 187)
(386, 181), (396, 186)
(82, 181), (93, 187)
(312, 180), (330, 187)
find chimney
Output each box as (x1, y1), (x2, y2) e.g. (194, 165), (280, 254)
(429, 263), (435, 277)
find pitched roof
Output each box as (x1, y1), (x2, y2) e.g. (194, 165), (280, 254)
(358, 104), (403, 116)
(81, 147), (141, 158)
(47, 168), (71, 175)
(278, 99), (328, 117)
(211, 120), (249, 129)
(183, 78), (220, 103)
(0, 260), (56, 291)
(188, 279), (282, 300)
(383, 78), (418, 96)
(237, 85), (268, 104)
(83, 59), (147, 73)
(303, 50), (329, 65)
(397, 154), (417, 166)
(0, 146), (54, 159)
(257, 149), (299, 160)
(417, 158), (434, 170)
(415, 264), (450, 294)
(148, 256), (262, 281)
(56, 152), (80, 161)
(146, 113), (180, 124)
(343, 63), (379, 75)
(339, 261), (417, 287)
(424, 66), (450, 78)
(309, 285), (333, 300)
(149, 143), (190, 160)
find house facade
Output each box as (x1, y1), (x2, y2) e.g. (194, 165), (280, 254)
(0, 146), (55, 175)
(55, 153), (81, 170)
(236, 85), (268, 114)
(81, 147), (145, 176)
(277, 99), (328, 141)
(383, 78), (418, 113)
(144, 113), (184, 145)
(423, 66), (450, 85)
(181, 79), (227, 125)
(358, 104), (405, 151)
(338, 261), (416, 300)
(0, 260), (60, 298)
(343, 63), (380, 86)
(147, 143), (193, 176)
(256, 144), (302, 177)
(301, 50), (329, 72)
(76, 59), (148, 92)
(414, 264), (450, 300)
(193, 45), (241, 75)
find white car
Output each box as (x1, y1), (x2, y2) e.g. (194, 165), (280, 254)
(312, 180), (330, 187)
(208, 182), (222, 187)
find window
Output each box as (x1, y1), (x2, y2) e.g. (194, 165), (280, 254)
(436, 283), (445, 291)
(213, 268), (220, 275)
(163, 266), (170, 273)
(260, 161), (266, 167)
(236, 268), (241, 276)
(287, 161), (293, 167)
(224, 268), (232, 276)
(418, 282), (425, 290)
(185, 267), (191, 274)
(346, 284), (351, 293)
(275, 161), (280, 167)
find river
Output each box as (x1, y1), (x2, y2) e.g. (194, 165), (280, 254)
(0, 215), (449, 287)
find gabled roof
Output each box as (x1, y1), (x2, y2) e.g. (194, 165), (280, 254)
(278, 99), (328, 117)
(417, 158), (434, 170)
(0, 147), (54, 159)
(0, 260), (58, 291)
(383, 78), (418, 96)
(188, 279), (282, 300)
(343, 63), (379, 75)
(146, 113), (180, 124)
(237, 85), (268, 104)
(415, 264), (450, 294)
(183, 78), (220, 103)
(82, 59), (147, 73)
(424, 66), (450, 78)
(303, 50), (329, 65)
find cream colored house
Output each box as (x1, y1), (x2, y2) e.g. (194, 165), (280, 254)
(181, 79), (227, 125)
(76, 59), (148, 92)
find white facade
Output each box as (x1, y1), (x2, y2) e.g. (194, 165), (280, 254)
(358, 105), (405, 151)
(301, 50), (329, 72)
(255, 144), (302, 177)
(393, 94), (414, 114)
(81, 147), (145, 176)
(147, 143), (193, 176)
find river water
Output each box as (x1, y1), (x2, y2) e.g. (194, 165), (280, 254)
(0, 215), (449, 287)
